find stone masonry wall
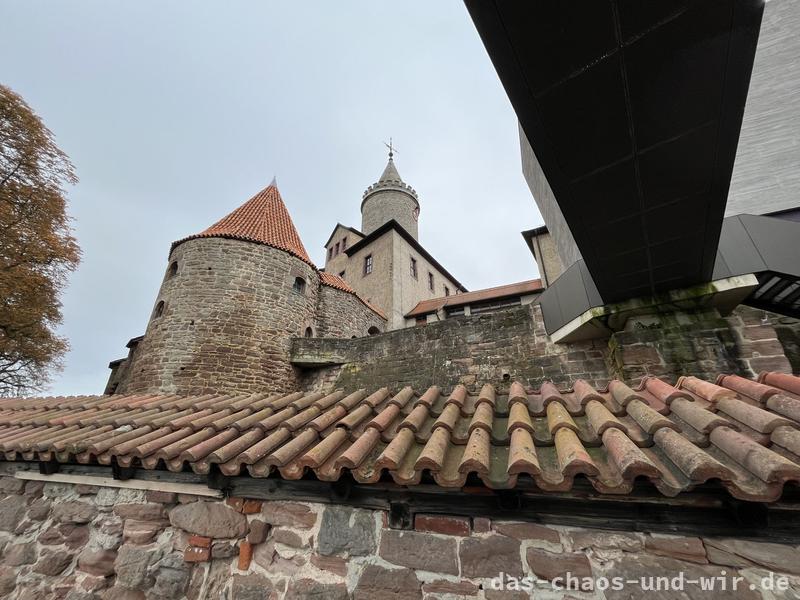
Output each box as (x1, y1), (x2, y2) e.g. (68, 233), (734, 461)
(116, 238), (318, 396)
(294, 304), (796, 394)
(315, 286), (386, 339)
(0, 476), (797, 599)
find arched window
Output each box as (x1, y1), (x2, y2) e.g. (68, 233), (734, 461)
(153, 301), (165, 318)
(367, 326), (380, 336)
(293, 277), (306, 295)
(167, 261), (178, 279)
(304, 327), (313, 338)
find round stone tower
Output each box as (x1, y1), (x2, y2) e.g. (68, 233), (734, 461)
(361, 151), (420, 239)
(117, 181), (318, 396)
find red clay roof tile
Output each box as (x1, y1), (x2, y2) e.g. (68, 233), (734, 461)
(172, 183), (312, 265)
(2, 372), (800, 502)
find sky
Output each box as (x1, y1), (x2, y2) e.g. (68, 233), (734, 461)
(0, 1), (543, 396)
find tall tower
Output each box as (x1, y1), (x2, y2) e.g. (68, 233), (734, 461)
(361, 150), (420, 239)
(116, 181), (319, 396)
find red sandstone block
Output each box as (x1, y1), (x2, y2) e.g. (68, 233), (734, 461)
(226, 497), (245, 512)
(414, 514), (470, 536)
(238, 541), (254, 570)
(184, 546), (210, 563)
(188, 535), (212, 549)
(241, 499), (262, 514)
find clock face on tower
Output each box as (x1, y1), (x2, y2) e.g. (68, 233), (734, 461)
(412, 207), (420, 222)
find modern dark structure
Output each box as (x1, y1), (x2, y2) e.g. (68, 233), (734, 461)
(466, 0), (800, 339)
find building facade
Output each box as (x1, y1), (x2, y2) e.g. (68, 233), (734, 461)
(322, 154), (466, 329)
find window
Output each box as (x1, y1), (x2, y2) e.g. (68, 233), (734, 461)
(328, 247), (333, 261)
(334, 242), (340, 256)
(293, 277), (306, 294)
(367, 326), (380, 336)
(153, 300), (165, 318)
(342, 236), (348, 250)
(304, 327), (313, 338)
(363, 254), (373, 275)
(444, 286), (450, 296)
(339, 270), (346, 279)
(428, 272), (434, 291)
(167, 261), (178, 279)
(410, 257), (418, 279)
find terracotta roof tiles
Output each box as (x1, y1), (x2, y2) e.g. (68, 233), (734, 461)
(172, 183), (312, 265)
(2, 372), (800, 502)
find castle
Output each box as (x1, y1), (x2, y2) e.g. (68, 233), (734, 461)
(106, 152), (469, 396)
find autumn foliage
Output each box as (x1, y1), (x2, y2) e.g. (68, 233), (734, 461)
(0, 85), (80, 396)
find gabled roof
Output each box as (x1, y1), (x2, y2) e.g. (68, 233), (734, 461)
(406, 279), (543, 318)
(345, 220), (468, 293)
(319, 272), (387, 320)
(172, 182), (312, 265)
(3, 371), (800, 502)
(323, 223), (364, 250)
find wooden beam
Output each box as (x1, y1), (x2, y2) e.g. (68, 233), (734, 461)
(14, 471), (223, 498)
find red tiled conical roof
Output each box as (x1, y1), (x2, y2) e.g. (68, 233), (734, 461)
(172, 182), (312, 265)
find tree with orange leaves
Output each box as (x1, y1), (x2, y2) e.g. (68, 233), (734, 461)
(0, 85), (80, 396)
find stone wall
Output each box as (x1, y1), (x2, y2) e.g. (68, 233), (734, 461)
(294, 303), (797, 394)
(0, 476), (797, 599)
(315, 286), (386, 339)
(116, 238), (318, 396)
(294, 303), (611, 393)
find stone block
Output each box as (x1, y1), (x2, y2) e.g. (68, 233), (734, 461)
(0, 477), (25, 494)
(113, 503), (167, 521)
(77, 549), (117, 577)
(261, 501), (317, 528)
(703, 538), (800, 575)
(3, 541), (37, 566)
(114, 544), (156, 588)
(285, 578), (348, 600)
(28, 497), (51, 521)
(187, 535), (212, 548)
(422, 580), (480, 596)
(645, 535), (708, 564)
(472, 517), (492, 533)
(353, 565), (422, 600)
(238, 541), (253, 570)
(247, 519), (270, 544)
(273, 528), (306, 549)
(123, 519), (165, 545)
(494, 521), (561, 545)
(569, 530), (643, 552)
(310, 554), (348, 576)
(380, 529), (458, 574)
(526, 548), (593, 588)
(52, 501), (97, 524)
(33, 549), (73, 576)
(317, 505), (376, 556)
(231, 574), (278, 600)
(0, 495), (27, 532)
(146, 490), (177, 504)
(169, 500), (248, 538)
(414, 514), (470, 536)
(211, 540), (239, 559)
(460, 535), (523, 578)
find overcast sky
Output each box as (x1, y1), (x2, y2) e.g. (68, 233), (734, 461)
(1, 1), (543, 396)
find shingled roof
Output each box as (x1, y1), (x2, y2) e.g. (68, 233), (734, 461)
(172, 182), (312, 265)
(2, 372), (799, 502)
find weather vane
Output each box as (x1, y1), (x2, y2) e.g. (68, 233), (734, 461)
(384, 138), (398, 159)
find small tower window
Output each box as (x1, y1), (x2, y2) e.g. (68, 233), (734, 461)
(368, 326), (380, 336)
(334, 242), (340, 256)
(342, 236), (348, 250)
(328, 247), (333, 261)
(293, 277), (306, 295)
(339, 270), (346, 279)
(167, 261), (178, 279)
(444, 286), (450, 297)
(428, 272), (434, 291)
(363, 254), (373, 275)
(304, 327), (313, 338)
(410, 257), (418, 279)
(153, 301), (165, 318)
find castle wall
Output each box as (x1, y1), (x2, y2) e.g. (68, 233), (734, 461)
(340, 232), (395, 324)
(315, 286), (385, 339)
(361, 189), (419, 240)
(0, 476), (796, 600)
(116, 238), (318, 396)
(293, 303), (795, 394)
